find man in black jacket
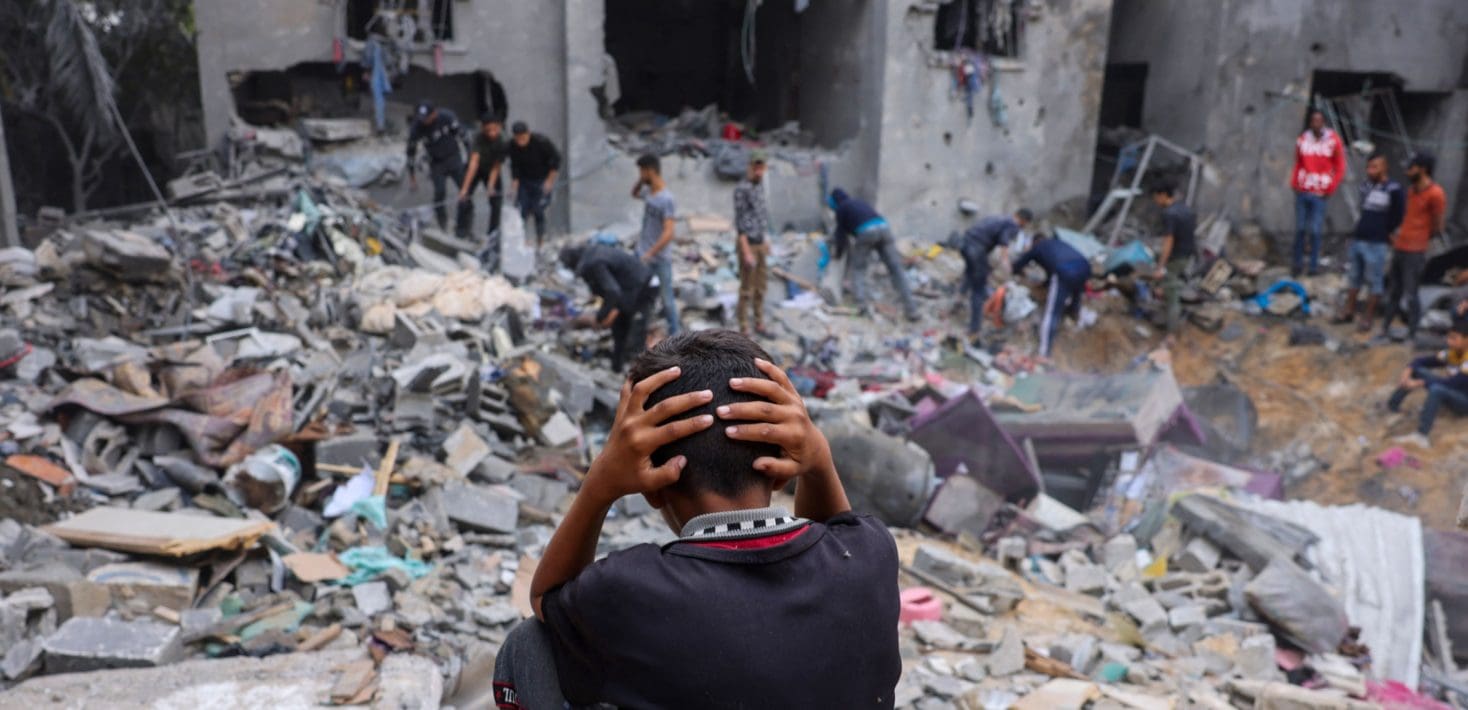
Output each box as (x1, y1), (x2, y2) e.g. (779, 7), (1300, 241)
(560, 242), (656, 370)
(406, 101), (471, 236)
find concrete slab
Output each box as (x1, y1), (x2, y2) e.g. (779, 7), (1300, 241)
(85, 561), (199, 615)
(42, 616), (182, 673)
(441, 482), (520, 534)
(7, 648), (441, 709)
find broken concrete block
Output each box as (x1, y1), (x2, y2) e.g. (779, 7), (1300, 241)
(86, 561), (199, 615)
(441, 482), (520, 534)
(985, 626), (1025, 676)
(509, 473), (570, 513)
(1050, 634), (1099, 675)
(179, 607), (223, 638)
(1168, 604), (1208, 629)
(1063, 563), (1107, 596)
(1177, 536), (1222, 573)
(352, 581), (392, 617)
(2, 637), (44, 681)
(912, 545), (987, 588)
(442, 422), (491, 476)
(0, 561), (110, 620)
(131, 487), (181, 512)
(539, 411), (581, 448)
(42, 616), (182, 673)
(1101, 534), (1137, 574)
(1235, 633), (1277, 680)
(472, 454), (517, 484)
(923, 474), (1003, 539)
(912, 620), (976, 651)
(80, 230), (172, 282)
(995, 536), (1027, 566)
(1244, 557), (1348, 654)
(316, 432), (380, 469)
(1120, 596), (1169, 634)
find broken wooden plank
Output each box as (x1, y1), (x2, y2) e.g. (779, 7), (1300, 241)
(43, 507), (273, 557)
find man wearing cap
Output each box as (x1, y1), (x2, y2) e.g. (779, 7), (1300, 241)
(950, 209), (1030, 345)
(1382, 152), (1449, 341)
(458, 113), (511, 271)
(507, 121), (562, 246)
(406, 101), (471, 236)
(733, 152), (772, 335)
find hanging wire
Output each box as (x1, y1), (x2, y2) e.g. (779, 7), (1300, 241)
(741, 0), (759, 85)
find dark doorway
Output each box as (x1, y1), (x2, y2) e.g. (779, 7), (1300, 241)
(604, 0), (864, 148)
(1089, 63), (1149, 204)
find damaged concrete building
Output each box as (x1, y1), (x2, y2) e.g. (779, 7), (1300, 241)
(195, 0), (1112, 238)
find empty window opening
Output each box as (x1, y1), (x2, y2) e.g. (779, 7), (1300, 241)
(604, 0), (867, 149)
(933, 0), (1021, 57)
(347, 0), (454, 44)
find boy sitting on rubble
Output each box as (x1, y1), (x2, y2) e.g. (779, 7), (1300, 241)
(492, 329), (901, 709)
(1388, 320), (1468, 449)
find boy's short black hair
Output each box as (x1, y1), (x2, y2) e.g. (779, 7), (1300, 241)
(1150, 180), (1177, 197)
(636, 154), (661, 174)
(1410, 152), (1436, 176)
(480, 111), (502, 125)
(626, 329), (780, 498)
(511, 121), (529, 135)
(1367, 152), (1387, 163)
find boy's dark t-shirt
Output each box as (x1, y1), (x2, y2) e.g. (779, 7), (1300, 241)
(1162, 201), (1197, 258)
(540, 512), (901, 709)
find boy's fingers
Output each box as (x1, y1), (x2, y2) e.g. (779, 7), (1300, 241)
(642, 389), (713, 424)
(727, 376), (792, 406)
(645, 455), (688, 490)
(715, 400), (789, 423)
(629, 366), (681, 409)
(614, 379), (634, 420)
(753, 456), (801, 481)
(753, 358), (799, 398)
(724, 422), (798, 450)
(647, 414), (716, 448)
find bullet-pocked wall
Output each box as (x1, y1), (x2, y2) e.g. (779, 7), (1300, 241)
(871, 0), (1113, 241)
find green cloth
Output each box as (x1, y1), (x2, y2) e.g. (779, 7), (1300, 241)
(337, 546), (432, 587)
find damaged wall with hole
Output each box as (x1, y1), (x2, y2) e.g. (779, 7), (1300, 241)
(872, 0), (1113, 238)
(1106, 0), (1468, 243)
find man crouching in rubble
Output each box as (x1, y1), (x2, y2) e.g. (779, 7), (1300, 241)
(491, 329), (901, 709)
(1387, 320), (1468, 449)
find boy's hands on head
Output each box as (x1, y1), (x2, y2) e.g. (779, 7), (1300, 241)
(583, 366), (714, 504)
(718, 359), (835, 484)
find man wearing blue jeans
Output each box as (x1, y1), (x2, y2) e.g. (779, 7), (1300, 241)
(1335, 154), (1403, 331)
(828, 188), (918, 321)
(633, 154), (680, 335)
(1289, 109), (1346, 277)
(1387, 321), (1468, 449)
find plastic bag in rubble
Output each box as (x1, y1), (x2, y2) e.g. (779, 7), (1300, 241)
(337, 545), (431, 587)
(1002, 282), (1036, 323)
(1244, 557), (1349, 654)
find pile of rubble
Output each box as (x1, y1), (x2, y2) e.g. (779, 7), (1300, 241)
(0, 122), (1464, 708)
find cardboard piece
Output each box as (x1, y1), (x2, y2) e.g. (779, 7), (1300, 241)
(282, 553), (349, 583)
(44, 507), (273, 557)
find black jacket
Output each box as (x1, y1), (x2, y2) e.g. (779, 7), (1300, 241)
(575, 244), (651, 321)
(509, 133), (563, 183)
(407, 109), (464, 169)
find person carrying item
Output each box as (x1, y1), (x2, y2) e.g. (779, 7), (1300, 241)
(1011, 232), (1092, 358)
(828, 188), (918, 321)
(733, 152), (773, 335)
(560, 242), (656, 371)
(491, 329), (901, 709)
(633, 154), (681, 335)
(457, 113), (511, 269)
(1387, 320), (1468, 449)
(950, 209), (1030, 345)
(1335, 153), (1404, 332)
(1381, 152), (1448, 342)
(508, 121), (562, 246)
(406, 101), (471, 236)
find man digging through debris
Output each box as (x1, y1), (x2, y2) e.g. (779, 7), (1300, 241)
(1387, 320), (1468, 449)
(1011, 231), (1092, 359)
(828, 187), (919, 322)
(406, 101), (472, 237)
(948, 208), (1030, 348)
(491, 330), (901, 708)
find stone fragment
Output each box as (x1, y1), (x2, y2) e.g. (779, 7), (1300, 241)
(1177, 536), (1222, 573)
(441, 482), (520, 533)
(539, 411), (581, 447)
(1169, 604), (1209, 629)
(42, 616), (182, 673)
(986, 626), (1025, 676)
(1121, 596), (1169, 634)
(352, 581), (392, 617)
(912, 544), (987, 588)
(442, 423), (491, 477)
(86, 561), (198, 615)
(1236, 634), (1278, 679)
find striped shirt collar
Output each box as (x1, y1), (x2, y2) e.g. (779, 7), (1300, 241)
(679, 506), (808, 542)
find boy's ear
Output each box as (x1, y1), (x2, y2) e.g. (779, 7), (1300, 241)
(642, 489), (667, 510)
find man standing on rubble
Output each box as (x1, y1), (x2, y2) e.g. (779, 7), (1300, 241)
(406, 101), (472, 237)
(1335, 153), (1404, 332)
(949, 209), (1031, 346)
(560, 241), (656, 371)
(1381, 152), (1448, 342)
(1289, 109), (1347, 277)
(457, 113), (511, 270)
(1150, 181), (1196, 334)
(828, 188), (919, 322)
(633, 154), (681, 336)
(1011, 232), (1092, 359)
(508, 121), (562, 247)
(733, 152), (772, 336)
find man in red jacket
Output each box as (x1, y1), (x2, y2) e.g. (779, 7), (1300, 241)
(1290, 109), (1347, 277)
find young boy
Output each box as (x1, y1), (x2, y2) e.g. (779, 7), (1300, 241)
(1388, 320), (1468, 448)
(733, 152), (772, 335)
(493, 330), (900, 709)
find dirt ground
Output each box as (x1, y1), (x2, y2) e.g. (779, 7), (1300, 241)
(1042, 295), (1467, 531)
